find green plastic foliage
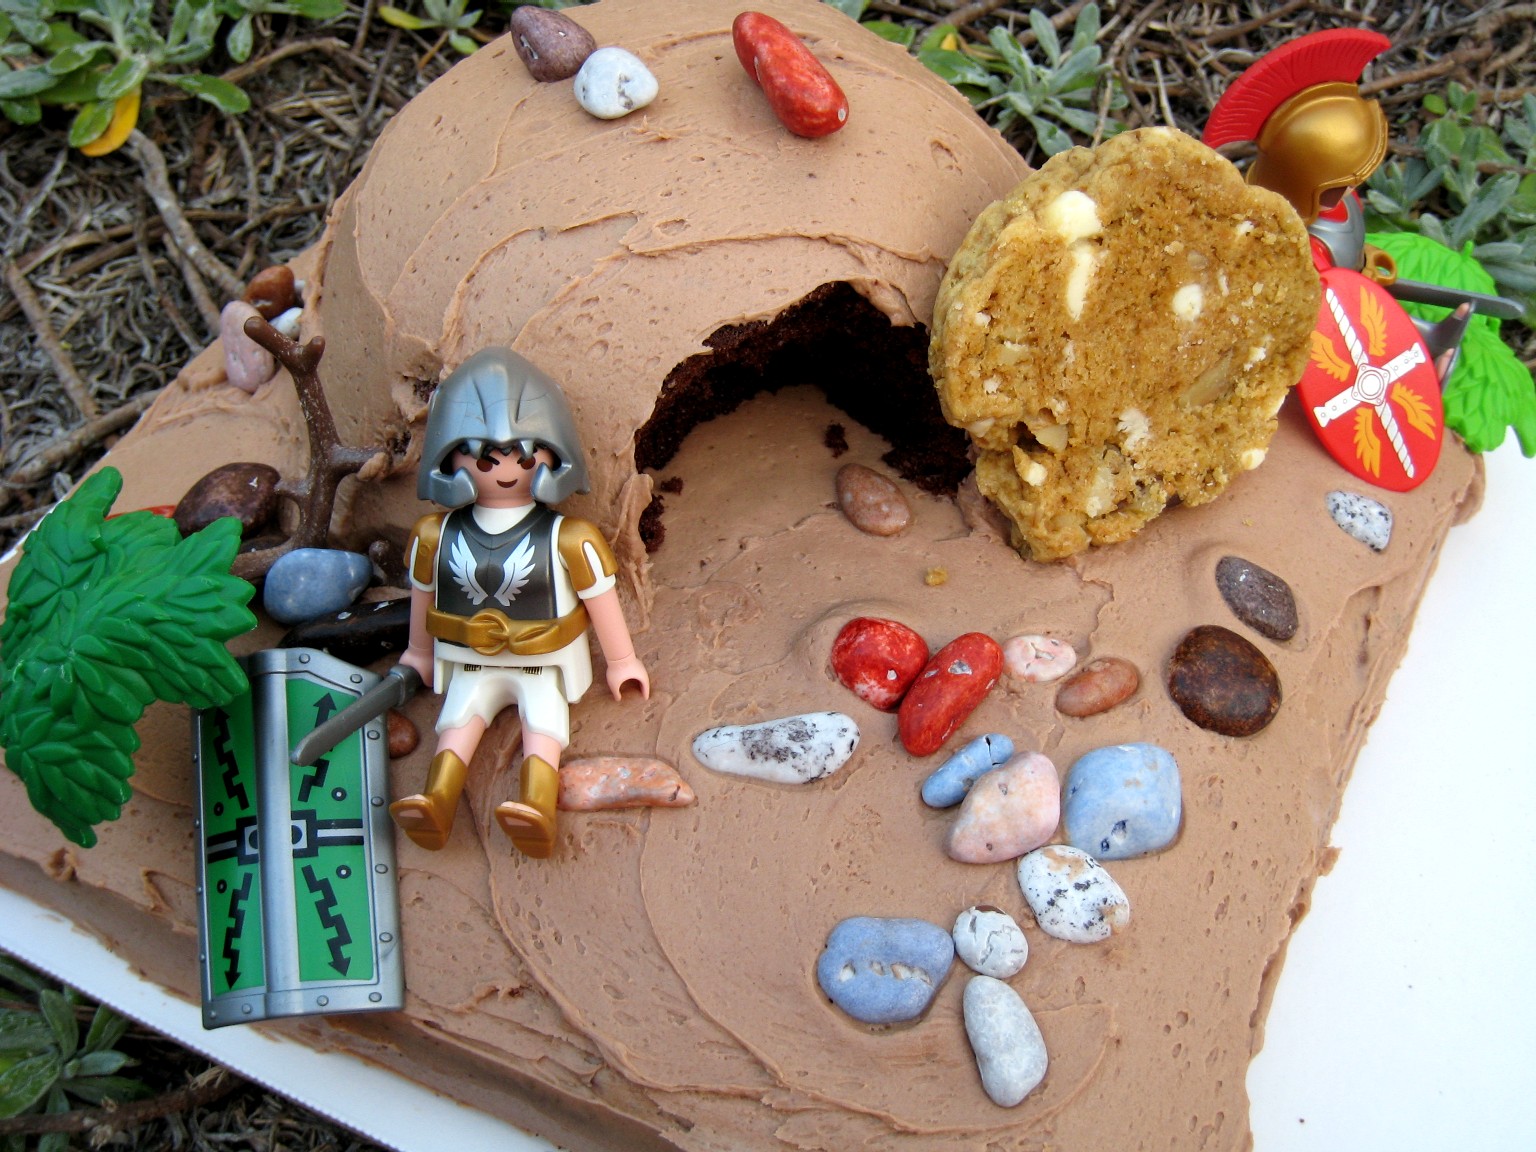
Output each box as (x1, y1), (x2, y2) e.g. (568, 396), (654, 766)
(0, 467), (256, 847)
(1367, 230), (1536, 457)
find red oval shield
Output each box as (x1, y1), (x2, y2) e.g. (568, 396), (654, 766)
(1296, 266), (1443, 492)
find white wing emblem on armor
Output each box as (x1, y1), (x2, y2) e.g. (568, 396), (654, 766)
(448, 533), (490, 606)
(492, 534), (536, 606)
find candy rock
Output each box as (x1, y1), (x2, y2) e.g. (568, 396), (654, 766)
(963, 976), (1048, 1107)
(1017, 845), (1130, 944)
(898, 633), (1003, 756)
(816, 916), (953, 1025)
(952, 906), (1028, 978)
(920, 733), (1013, 808)
(692, 712), (858, 784)
(1062, 743), (1182, 860)
(831, 617), (928, 712)
(946, 751), (1060, 864)
(574, 46), (658, 120)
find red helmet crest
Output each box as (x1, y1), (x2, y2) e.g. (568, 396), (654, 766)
(1204, 29), (1390, 148)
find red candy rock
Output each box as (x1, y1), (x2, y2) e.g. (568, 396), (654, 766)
(831, 617), (929, 711)
(898, 633), (1003, 756)
(732, 11), (849, 138)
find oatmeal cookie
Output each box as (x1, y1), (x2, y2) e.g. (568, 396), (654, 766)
(930, 127), (1319, 561)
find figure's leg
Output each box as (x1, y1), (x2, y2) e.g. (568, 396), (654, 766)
(390, 664), (503, 850)
(389, 719), (485, 849)
(493, 673), (567, 859)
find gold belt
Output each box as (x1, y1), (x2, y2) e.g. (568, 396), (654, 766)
(426, 605), (589, 657)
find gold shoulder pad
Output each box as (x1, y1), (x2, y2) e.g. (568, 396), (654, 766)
(409, 513), (445, 585)
(557, 517), (617, 592)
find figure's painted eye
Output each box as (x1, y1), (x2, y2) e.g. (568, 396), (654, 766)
(519, 455), (537, 471)
(475, 457), (496, 473)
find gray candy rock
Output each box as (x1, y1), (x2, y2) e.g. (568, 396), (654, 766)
(692, 712), (859, 784)
(963, 976), (1048, 1107)
(1327, 490), (1393, 552)
(1215, 555), (1298, 641)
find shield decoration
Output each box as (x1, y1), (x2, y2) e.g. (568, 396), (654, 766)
(1297, 266), (1443, 492)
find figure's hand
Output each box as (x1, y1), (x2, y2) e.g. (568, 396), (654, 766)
(399, 644), (435, 693)
(606, 654), (649, 701)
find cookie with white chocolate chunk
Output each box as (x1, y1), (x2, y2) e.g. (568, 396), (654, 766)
(930, 127), (1318, 561)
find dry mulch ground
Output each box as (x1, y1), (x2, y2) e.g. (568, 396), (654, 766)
(1, 1), (1532, 1147)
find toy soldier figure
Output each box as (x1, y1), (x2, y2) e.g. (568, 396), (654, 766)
(390, 348), (648, 858)
(1202, 29), (1517, 492)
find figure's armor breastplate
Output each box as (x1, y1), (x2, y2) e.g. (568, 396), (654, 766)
(436, 505), (559, 621)
(1308, 192), (1365, 272)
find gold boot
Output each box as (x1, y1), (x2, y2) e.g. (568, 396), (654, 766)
(494, 755), (559, 859)
(389, 750), (468, 850)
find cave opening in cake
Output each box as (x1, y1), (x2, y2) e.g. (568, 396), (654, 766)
(633, 282), (970, 551)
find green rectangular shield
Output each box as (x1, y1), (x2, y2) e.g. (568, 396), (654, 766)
(193, 648), (403, 1028)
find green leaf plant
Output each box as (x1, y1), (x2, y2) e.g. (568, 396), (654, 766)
(909, 4), (1125, 160)
(0, 0), (344, 151)
(1367, 230), (1536, 458)
(0, 955), (150, 1149)
(0, 467), (256, 848)
(1366, 84), (1536, 324)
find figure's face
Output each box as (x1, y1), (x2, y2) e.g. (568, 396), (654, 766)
(451, 445), (557, 508)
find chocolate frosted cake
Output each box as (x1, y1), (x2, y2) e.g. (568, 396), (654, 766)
(0, 1), (1497, 1149)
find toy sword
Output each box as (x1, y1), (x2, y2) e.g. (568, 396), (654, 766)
(290, 664), (422, 766)
(1388, 278), (1524, 320)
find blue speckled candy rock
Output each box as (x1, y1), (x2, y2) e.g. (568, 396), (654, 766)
(816, 916), (955, 1025)
(1062, 742), (1182, 860)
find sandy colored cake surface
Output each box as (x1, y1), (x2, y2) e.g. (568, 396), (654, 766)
(0, 0), (1493, 1149)
(931, 127), (1320, 561)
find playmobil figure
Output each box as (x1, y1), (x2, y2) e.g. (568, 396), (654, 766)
(390, 348), (649, 858)
(1202, 29), (1517, 491)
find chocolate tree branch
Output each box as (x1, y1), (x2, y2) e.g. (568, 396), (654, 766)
(231, 317), (380, 582)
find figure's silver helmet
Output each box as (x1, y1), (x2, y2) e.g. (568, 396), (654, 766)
(418, 348), (591, 509)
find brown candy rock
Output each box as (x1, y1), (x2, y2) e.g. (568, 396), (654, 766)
(242, 265), (297, 320)
(1167, 625), (1281, 737)
(898, 633), (1004, 756)
(173, 462), (281, 537)
(510, 6), (597, 81)
(1055, 656), (1139, 718)
(387, 710), (420, 759)
(835, 463), (911, 536)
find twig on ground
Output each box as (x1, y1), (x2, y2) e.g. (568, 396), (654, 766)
(125, 130), (245, 303)
(3, 262), (99, 420)
(0, 1067), (238, 1138)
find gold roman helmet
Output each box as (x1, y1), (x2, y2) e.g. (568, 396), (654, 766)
(1203, 29), (1391, 224)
